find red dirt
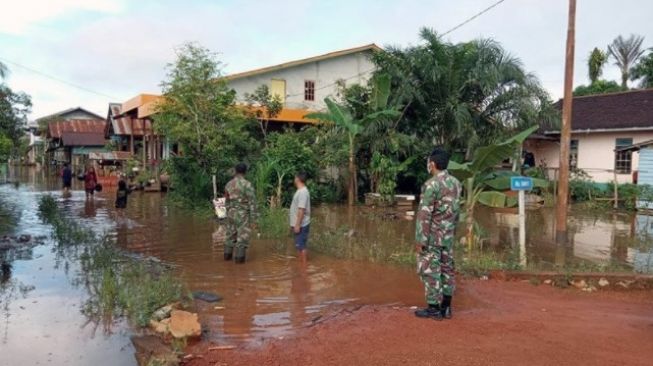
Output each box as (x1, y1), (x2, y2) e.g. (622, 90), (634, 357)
(184, 280), (653, 366)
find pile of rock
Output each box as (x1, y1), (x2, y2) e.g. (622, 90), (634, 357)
(149, 304), (201, 340)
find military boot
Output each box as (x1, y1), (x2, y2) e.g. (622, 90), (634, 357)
(441, 295), (452, 319)
(224, 247), (233, 261)
(234, 247), (247, 264)
(414, 304), (443, 320)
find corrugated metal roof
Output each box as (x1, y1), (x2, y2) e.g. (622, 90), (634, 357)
(111, 117), (155, 136)
(61, 132), (106, 147)
(48, 119), (107, 139)
(107, 102), (157, 136)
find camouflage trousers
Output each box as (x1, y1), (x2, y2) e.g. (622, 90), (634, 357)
(417, 243), (455, 305)
(225, 210), (252, 251)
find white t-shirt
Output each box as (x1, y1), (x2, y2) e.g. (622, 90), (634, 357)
(289, 186), (311, 227)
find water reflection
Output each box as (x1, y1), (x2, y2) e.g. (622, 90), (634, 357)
(1, 166), (652, 365)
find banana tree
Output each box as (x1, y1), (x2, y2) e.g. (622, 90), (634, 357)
(307, 75), (399, 206)
(447, 125), (548, 249)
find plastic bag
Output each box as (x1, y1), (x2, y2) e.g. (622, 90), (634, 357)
(213, 197), (226, 219)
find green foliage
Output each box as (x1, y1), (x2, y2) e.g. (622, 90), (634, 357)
(631, 51), (653, 88)
(307, 76), (401, 205)
(573, 80), (625, 96)
(244, 84), (283, 137)
(369, 151), (413, 202)
(155, 43), (260, 206)
(588, 47), (608, 84)
(257, 207), (289, 239)
(166, 157), (213, 210)
(259, 130), (317, 206)
(448, 126), (540, 248)
(0, 78), (31, 158)
(0, 134), (12, 162)
(374, 28), (556, 154)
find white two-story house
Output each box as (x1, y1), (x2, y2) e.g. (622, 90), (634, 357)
(226, 44), (381, 125)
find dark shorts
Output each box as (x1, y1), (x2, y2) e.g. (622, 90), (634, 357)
(63, 181), (72, 189)
(293, 224), (310, 251)
(85, 188), (95, 195)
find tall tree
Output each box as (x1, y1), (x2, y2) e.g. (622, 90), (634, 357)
(587, 47), (608, 84)
(374, 28), (555, 156)
(630, 50), (653, 88)
(155, 43), (260, 206)
(608, 34), (646, 88)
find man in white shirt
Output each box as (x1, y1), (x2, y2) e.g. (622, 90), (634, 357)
(289, 172), (311, 264)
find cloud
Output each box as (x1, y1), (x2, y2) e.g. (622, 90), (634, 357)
(0, 0), (125, 35)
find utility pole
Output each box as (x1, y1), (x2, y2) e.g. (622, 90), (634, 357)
(555, 0), (576, 245)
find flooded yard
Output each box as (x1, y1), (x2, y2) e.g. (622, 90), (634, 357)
(1, 167), (652, 364)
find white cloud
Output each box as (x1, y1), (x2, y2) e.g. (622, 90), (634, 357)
(0, 0), (124, 35)
(1, 0), (652, 118)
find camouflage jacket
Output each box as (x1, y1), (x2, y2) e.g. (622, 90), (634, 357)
(415, 170), (462, 248)
(225, 176), (258, 220)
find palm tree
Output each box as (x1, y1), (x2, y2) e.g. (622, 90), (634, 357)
(374, 28), (554, 156)
(588, 47), (607, 84)
(608, 34), (646, 88)
(630, 51), (653, 88)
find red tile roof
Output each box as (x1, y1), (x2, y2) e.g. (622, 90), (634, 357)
(545, 89), (653, 133)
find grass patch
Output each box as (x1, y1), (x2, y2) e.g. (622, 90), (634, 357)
(258, 207), (289, 239)
(80, 239), (189, 327)
(38, 194), (189, 328)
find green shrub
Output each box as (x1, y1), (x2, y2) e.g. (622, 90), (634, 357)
(258, 207), (289, 239)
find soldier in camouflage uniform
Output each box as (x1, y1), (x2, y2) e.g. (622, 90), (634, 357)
(224, 163), (258, 264)
(415, 148), (461, 320)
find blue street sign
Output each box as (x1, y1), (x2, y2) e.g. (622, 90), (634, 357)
(510, 176), (533, 191)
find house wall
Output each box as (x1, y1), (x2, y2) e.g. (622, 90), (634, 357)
(527, 131), (653, 183)
(227, 51), (376, 110)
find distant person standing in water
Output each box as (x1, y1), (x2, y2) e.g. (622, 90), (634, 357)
(84, 166), (97, 200)
(61, 163), (72, 193)
(289, 172), (311, 264)
(224, 163), (258, 264)
(414, 148), (461, 320)
(115, 177), (130, 209)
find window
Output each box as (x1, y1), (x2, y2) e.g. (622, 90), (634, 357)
(615, 138), (633, 174)
(570, 139), (579, 169)
(304, 80), (315, 101)
(270, 79), (286, 104)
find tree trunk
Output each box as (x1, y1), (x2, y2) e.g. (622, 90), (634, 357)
(348, 144), (355, 206)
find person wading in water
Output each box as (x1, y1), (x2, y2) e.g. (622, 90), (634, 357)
(224, 163), (258, 263)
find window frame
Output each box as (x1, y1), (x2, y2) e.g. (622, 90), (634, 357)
(304, 80), (315, 101)
(614, 138), (634, 175)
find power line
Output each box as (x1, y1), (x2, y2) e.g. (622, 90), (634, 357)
(0, 56), (119, 100)
(441, 0), (507, 37)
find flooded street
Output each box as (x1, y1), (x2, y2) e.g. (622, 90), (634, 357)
(1, 167), (653, 365)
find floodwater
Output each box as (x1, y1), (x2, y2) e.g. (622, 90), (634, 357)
(1, 166), (652, 365)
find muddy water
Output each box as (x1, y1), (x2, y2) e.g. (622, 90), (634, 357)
(2, 167), (653, 364)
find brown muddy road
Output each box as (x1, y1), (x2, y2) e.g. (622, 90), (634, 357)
(186, 279), (653, 366)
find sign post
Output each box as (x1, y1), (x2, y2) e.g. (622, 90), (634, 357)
(510, 176), (533, 267)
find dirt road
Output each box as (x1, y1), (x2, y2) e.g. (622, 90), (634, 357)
(185, 279), (653, 366)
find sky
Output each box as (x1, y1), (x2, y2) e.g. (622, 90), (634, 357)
(0, 0), (652, 120)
